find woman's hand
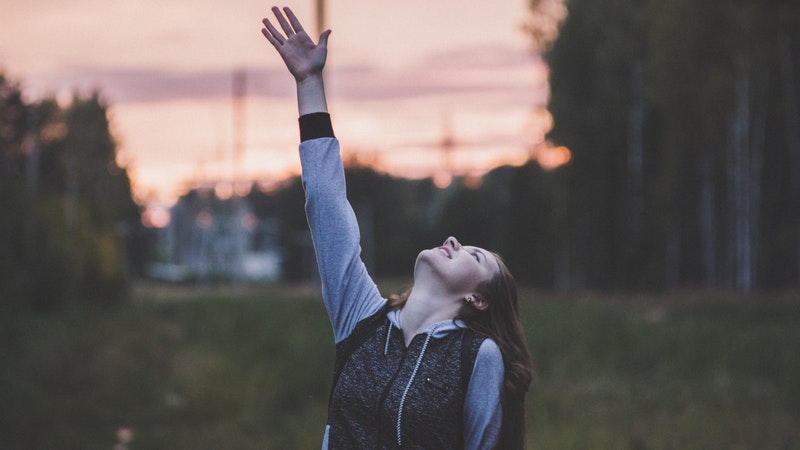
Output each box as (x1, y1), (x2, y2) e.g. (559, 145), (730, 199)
(262, 6), (331, 82)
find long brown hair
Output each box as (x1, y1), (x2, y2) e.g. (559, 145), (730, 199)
(388, 253), (533, 448)
(462, 253), (532, 448)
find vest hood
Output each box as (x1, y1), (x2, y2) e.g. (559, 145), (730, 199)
(386, 309), (467, 339)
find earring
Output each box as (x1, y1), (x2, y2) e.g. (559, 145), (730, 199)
(465, 295), (474, 304)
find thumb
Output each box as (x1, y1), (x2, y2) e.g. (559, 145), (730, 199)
(318, 29), (332, 48)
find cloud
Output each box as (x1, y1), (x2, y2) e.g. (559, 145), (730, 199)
(23, 43), (545, 108)
(25, 66), (288, 104)
(328, 44), (547, 106)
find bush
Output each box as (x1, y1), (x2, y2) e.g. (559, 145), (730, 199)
(0, 181), (128, 312)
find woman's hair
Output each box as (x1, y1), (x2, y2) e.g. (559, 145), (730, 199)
(464, 253), (532, 448)
(388, 253), (533, 448)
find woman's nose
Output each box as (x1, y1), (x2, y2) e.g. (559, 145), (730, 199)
(444, 236), (461, 250)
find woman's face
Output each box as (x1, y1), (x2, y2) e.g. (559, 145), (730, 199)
(415, 236), (500, 294)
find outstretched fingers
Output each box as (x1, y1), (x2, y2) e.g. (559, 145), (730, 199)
(261, 7), (312, 50)
(272, 6), (296, 38)
(261, 18), (284, 48)
(283, 7), (305, 35)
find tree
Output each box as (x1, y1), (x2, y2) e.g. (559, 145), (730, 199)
(543, 0), (656, 290)
(535, 0), (800, 292)
(0, 74), (142, 310)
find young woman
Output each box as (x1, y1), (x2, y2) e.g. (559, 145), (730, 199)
(261, 7), (532, 448)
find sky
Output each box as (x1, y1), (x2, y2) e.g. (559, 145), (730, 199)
(1, 0), (561, 220)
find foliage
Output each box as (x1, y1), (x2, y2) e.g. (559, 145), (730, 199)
(0, 74), (143, 310)
(0, 285), (797, 449)
(540, 0), (800, 291)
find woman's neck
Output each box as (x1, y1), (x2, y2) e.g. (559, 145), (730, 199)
(399, 287), (462, 346)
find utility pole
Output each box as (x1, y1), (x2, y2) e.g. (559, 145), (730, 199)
(25, 108), (40, 194)
(230, 68), (247, 287)
(25, 107), (40, 268)
(232, 68), (246, 190)
(315, 0), (326, 36)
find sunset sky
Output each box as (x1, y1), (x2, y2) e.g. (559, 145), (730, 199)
(1, 0), (560, 214)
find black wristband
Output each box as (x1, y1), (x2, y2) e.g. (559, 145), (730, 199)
(299, 112), (335, 142)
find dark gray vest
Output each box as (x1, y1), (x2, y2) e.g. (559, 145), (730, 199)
(327, 306), (485, 449)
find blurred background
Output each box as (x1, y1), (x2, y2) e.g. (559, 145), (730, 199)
(1, 0), (799, 448)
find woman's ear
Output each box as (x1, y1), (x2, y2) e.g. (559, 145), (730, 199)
(470, 293), (489, 311)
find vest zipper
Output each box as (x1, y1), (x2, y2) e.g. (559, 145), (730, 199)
(396, 324), (439, 447)
(376, 324), (406, 445)
(383, 318), (392, 355)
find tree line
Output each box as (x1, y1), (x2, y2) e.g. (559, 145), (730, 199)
(528, 0), (800, 292)
(0, 74), (146, 311)
(240, 158), (565, 289)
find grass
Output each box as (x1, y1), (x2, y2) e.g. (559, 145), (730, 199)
(526, 290), (800, 449)
(1, 284), (798, 449)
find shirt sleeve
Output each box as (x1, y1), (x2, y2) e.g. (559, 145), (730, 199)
(298, 113), (385, 343)
(463, 338), (504, 449)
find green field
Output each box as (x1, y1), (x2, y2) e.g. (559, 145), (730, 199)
(1, 284), (798, 449)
